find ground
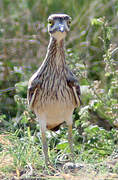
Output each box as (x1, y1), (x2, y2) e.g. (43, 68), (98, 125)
(1, 134), (118, 180)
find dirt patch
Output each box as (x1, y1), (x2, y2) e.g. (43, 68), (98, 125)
(0, 134), (13, 166)
(0, 134), (11, 146)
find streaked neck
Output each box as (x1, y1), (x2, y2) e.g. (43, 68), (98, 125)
(45, 37), (66, 66)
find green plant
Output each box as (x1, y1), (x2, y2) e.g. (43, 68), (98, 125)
(0, 0), (118, 178)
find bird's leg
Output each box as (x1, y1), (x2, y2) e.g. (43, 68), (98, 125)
(40, 128), (50, 165)
(68, 123), (74, 160)
(38, 117), (50, 166)
(68, 123), (74, 161)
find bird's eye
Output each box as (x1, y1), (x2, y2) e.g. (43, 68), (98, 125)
(69, 20), (71, 24)
(48, 20), (54, 26)
(68, 20), (71, 25)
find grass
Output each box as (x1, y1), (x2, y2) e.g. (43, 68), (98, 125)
(0, 0), (118, 179)
(0, 128), (118, 179)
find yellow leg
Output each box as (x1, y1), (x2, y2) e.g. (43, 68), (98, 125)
(68, 124), (74, 155)
(41, 128), (50, 165)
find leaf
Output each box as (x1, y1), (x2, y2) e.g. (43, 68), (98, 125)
(21, 115), (28, 124)
(89, 125), (99, 132)
(56, 141), (68, 150)
(91, 18), (104, 26)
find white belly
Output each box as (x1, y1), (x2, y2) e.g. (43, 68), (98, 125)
(35, 101), (74, 130)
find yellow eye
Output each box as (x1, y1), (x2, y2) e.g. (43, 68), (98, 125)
(68, 20), (71, 26)
(48, 20), (54, 26)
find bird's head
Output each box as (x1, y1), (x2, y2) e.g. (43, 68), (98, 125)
(48, 14), (71, 42)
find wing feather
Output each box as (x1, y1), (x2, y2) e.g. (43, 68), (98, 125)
(27, 73), (41, 109)
(66, 69), (81, 106)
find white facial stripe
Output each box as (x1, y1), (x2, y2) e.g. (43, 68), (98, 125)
(48, 19), (70, 33)
(63, 20), (70, 32)
(48, 19), (70, 42)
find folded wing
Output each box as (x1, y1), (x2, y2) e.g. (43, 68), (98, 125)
(67, 70), (81, 107)
(27, 74), (41, 109)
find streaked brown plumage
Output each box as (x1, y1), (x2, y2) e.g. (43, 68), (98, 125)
(27, 14), (81, 165)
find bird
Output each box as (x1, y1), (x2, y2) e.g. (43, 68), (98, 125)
(27, 13), (81, 165)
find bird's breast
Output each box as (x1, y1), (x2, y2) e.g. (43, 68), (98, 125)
(33, 64), (76, 112)
(41, 69), (72, 102)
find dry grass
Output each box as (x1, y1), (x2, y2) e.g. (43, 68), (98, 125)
(0, 135), (14, 179)
(32, 172), (118, 180)
(0, 134), (118, 180)
(0, 134), (13, 166)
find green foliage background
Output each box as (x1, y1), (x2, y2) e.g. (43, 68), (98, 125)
(0, 0), (118, 175)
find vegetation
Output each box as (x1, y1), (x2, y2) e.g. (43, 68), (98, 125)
(0, 0), (118, 179)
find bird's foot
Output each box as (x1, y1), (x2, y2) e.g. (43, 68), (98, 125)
(63, 162), (84, 173)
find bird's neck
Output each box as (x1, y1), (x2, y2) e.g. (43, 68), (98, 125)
(45, 37), (66, 66)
